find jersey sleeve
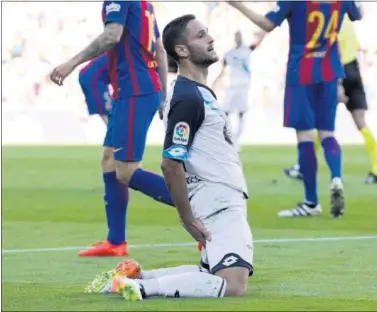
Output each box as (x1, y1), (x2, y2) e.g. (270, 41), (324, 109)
(162, 98), (205, 161)
(265, 1), (293, 27)
(154, 17), (160, 39)
(346, 1), (362, 21)
(103, 1), (130, 26)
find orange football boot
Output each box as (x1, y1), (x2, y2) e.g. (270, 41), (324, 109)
(78, 240), (128, 257)
(197, 242), (203, 251)
(115, 259), (142, 279)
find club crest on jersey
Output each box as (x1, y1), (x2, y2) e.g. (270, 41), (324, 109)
(173, 122), (190, 145)
(106, 2), (121, 14)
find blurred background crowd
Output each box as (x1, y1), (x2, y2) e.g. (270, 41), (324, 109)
(2, 2), (377, 144)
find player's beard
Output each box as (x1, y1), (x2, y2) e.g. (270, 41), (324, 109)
(188, 47), (218, 67)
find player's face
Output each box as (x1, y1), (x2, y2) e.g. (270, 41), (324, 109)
(184, 19), (218, 66)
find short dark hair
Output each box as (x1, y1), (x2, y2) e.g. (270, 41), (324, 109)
(162, 14), (196, 63)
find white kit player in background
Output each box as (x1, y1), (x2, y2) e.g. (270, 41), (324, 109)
(88, 14), (254, 300)
(213, 30), (265, 151)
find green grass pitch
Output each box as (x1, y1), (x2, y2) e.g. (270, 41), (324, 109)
(2, 145), (377, 311)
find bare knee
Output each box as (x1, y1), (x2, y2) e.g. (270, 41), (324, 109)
(215, 267), (249, 297)
(351, 109), (367, 130)
(102, 147), (115, 172)
(296, 130), (316, 142)
(317, 131), (334, 142)
(115, 160), (141, 185)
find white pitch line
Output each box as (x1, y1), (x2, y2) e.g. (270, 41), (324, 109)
(2, 235), (377, 254)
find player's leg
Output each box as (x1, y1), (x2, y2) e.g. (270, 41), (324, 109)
(119, 209), (250, 299)
(351, 110), (377, 184)
(278, 85), (321, 217)
(79, 114), (128, 257)
(101, 189), (252, 300)
(112, 92), (174, 206)
(78, 69), (111, 125)
(233, 89), (249, 151)
(284, 130), (321, 181)
(316, 80), (344, 218)
(89, 250), (225, 298)
(343, 62), (377, 184)
(203, 204), (253, 297)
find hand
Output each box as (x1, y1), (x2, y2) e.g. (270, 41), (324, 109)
(158, 99), (165, 120)
(181, 217), (211, 248)
(50, 61), (76, 86)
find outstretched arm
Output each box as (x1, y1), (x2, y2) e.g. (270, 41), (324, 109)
(227, 2), (275, 32)
(227, 1), (293, 32)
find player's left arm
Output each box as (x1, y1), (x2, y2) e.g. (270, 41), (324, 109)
(227, 1), (292, 32)
(154, 15), (168, 102)
(50, 1), (129, 86)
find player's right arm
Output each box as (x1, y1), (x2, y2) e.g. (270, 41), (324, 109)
(50, 1), (129, 86)
(161, 97), (210, 246)
(227, 1), (292, 32)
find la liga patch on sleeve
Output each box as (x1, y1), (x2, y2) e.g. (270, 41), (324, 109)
(173, 122), (190, 145)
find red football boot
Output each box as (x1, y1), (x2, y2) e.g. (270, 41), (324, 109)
(78, 240), (128, 257)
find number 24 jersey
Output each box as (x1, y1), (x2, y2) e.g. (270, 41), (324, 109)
(265, 1), (361, 85)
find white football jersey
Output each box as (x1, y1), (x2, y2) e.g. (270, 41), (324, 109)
(224, 45), (252, 88)
(162, 76), (248, 217)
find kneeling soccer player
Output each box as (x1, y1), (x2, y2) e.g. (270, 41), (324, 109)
(85, 14), (253, 300)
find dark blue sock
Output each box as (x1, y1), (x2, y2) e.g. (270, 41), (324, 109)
(322, 137), (342, 179)
(103, 172), (128, 245)
(129, 168), (174, 207)
(298, 141), (318, 204)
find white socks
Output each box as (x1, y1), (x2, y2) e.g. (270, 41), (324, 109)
(141, 265), (201, 279)
(138, 272), (226, 298)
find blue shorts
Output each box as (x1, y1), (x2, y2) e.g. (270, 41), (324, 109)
(283, 80), (338, 131)
(103, 114), (113, 148)
(80, 82), (111, 116)
(103, 92), (161, 161)
(86, 88), (111, 116)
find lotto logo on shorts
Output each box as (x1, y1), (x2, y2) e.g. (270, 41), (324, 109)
(173, 122), (190, 145)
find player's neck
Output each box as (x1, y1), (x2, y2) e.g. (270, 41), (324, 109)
(179, 64), (208, 85)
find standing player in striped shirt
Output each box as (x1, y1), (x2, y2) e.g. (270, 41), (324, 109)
(228, 1), (362, 218)
(78, 54), (112, 124)
(50, 1), (174, 256)
(284, 14), (377, 185)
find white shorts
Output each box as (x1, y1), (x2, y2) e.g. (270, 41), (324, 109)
(190, 185), (254, 276)
(222, 87), (250, 113)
